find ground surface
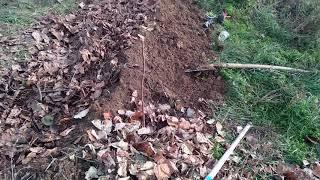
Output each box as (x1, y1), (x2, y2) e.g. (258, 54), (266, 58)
(0, 0), (226, 179)
(1, 0), (320, 180)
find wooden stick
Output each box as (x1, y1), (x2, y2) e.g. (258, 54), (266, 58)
(205, 124), (252, 180)
(185, 63), (310, 73)
(138, 34), (146, 126)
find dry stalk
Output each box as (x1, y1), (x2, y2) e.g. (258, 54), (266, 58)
(138, 34), (146, 126)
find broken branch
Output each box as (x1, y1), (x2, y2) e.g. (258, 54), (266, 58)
(185, 63), (310, 73)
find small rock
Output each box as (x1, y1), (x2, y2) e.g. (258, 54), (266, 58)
(206, 119), (215, 125)
(132, 90), (138, 97)
(79, 2), (85, 9)
(159, 104), (171, 111)
(186, 108), (195, 118)
(125, 110), (134, 117)
(117, 109), (125, 115)
(303, 160), (310, 166)
(236, 126), (243, 133)
(85, 166), (98, 180)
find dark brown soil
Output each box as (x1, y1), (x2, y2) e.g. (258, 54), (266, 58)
(103, 0), (224, 111)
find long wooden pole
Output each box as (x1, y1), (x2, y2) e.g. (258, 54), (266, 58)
(205, 124), (252, 180)
(185, 63), (310, 73)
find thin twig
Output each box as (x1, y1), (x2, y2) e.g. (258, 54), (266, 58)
(185, 63), (310, 73)
(36, 83), (43, 102)
(10, 154), (14, 180)
(45, 158), (57, 172)
(41, 89), (69, 93)
(138, 34), (146, 126)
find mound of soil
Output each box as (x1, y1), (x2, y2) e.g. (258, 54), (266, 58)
(104, 0), (224, 111)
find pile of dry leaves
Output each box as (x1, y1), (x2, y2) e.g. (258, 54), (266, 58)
(62, 94), (219, 179)
(0, 0), (158, 178)
(0, 0), (157, 148)
(1, 0), (158, 121)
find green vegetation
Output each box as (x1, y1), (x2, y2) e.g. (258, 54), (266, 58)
(211, 143), (224, 159)
(198, 0), (320, 163)
(0, 0), (76, 35)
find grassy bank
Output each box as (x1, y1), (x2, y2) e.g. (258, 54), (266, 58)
(0, 0), (76, 67)
(198, 0), (320, 163)
(0, 0), (76, 35)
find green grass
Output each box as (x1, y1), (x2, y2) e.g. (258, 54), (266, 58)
(0, 0), (76, 35)
(0, 0), (76, 67)
(198, 0), (320, 163)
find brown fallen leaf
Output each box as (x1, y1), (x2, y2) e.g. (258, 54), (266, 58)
(11, 64), (22, 71)
(50, 28), (63, 41)
(199, 166), (208, 177)
(216, 122), (226, 137)
(92, 119), (112, 134)
(183, 154), (204, 165)
(65, 14), (76, 22)
(103, 112), (112, 121)
(158, 104), (171, 112)
(117, 149), (129, 177)
(97, 149), (116, 167)
(86, 130), (97, 142)
(29, 147), (46, 153)
(91, 129), (109, 140)
(312, 163), (320, 177)
(165, 145), (178, 159)
(80, 49), (91, 63)
(32, 31), (43, 43)
(179, 118), (191, 130)
(60, 125), (76, 137)
(133, 142), (156, 157)
(154, 159), (177, 180)
(181, 142), (194, 155)
(137, 127), (153, 135)
(111, 140), (129, 151)
(196, 132), (211, 144)
(166, 116), (179, 128)
(130, 111), (144, 121)
(40, 147), (59, 158)
(114, 123), (126, 131)
(74, 108), (90, 119)
(22, 152), (37, 164)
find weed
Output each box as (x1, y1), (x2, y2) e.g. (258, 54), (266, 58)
(211, 143), (224, 159)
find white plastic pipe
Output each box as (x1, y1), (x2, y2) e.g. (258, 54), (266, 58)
(205, 124), (252, 180)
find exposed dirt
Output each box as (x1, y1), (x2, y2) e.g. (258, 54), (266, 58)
(103, 0), (224, 111)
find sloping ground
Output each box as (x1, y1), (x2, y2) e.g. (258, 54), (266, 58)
(0, 0), (226, 179)
(1, 0), (320, 179)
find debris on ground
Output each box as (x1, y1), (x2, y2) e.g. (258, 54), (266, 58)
(0, 0), (225, 179)
(1, 0), (315, 179)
